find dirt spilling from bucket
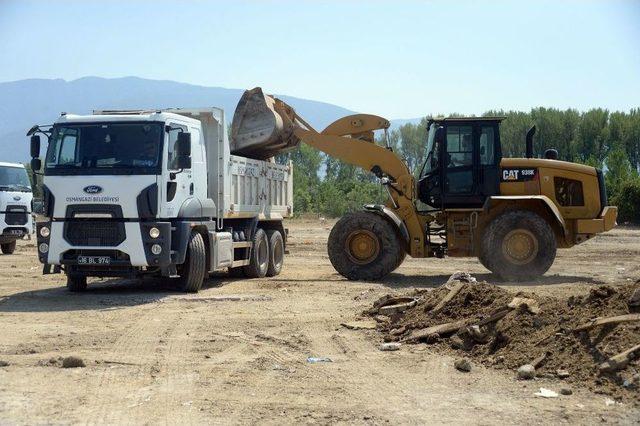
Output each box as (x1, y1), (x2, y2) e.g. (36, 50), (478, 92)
(366, 273), (640, 403)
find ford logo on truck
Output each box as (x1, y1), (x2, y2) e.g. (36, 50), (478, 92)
(83, 185), (103, 194)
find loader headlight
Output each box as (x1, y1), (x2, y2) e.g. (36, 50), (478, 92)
(39, 243), (49, 254)
(149, 227), (160, 239)
(151, 244), (162, 255)
(39, 226), (50, 238)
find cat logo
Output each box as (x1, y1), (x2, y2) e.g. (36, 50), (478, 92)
(501, 168), (537, 182)
(503, 169), (520, 181)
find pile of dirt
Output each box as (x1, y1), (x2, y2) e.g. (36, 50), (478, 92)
(366, 273), (640, 403)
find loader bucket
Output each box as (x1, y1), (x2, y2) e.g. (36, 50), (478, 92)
(230, 87), (302, 159)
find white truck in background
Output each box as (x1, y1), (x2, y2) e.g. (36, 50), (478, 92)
(28, 106), (292, 292)
(0, 162), (33, 254)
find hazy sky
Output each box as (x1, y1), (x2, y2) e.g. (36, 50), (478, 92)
(1, 0), (638, 118)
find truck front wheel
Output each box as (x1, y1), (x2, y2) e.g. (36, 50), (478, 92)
(481, 210), (556, 281)
(1, 241), (16, 254)
(178, 231), (207, 293)
(66, 274), (87, 292)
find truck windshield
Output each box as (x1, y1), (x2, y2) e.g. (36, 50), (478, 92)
(45, 122), (163, 175)
(0, 166), (31, 192)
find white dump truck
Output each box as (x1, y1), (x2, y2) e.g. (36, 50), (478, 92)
(28, 105), (294, 292)
(0, 162), (33, 254)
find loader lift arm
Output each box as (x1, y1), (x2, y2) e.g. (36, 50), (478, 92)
(268, 96), (428, 258)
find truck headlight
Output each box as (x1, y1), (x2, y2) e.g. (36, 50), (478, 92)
(151, 244), (162, 255)
(149, 227), (160, 239)
(39, 226), (50, 238)
(39, 243), (49, 253)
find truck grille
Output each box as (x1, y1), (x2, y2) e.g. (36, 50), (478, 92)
(5, 206), (28, 225)
(64, 221), (125, 247)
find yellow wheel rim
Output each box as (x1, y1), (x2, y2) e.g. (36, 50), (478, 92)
(345, 230), (380, 265)
(501, 229), (538, 265)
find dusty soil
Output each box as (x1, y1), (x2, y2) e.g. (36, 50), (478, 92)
(1, 220), (640, 424)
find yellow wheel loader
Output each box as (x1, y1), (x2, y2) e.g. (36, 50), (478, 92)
(231, 88), (618, 281)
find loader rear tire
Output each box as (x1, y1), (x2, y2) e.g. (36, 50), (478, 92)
(481, 210), (556, 281)
(178, 231), (207, 293)
(266, 230), (284, 277)
(243, 228), (269, 278)
(1, 241), (16, 254)
(328, 211), (405, 281)
(66, 274), (87, 292)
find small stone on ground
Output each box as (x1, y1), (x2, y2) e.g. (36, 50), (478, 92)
(61, 356), (85, 368)
(560, 388), (573, 395)
(379, 343), (401, 351)
(0, 360), (9, 367)
(454, 358), (472, 372)
(517, 364), (536, 380)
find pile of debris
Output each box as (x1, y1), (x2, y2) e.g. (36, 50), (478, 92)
(366, 273), (640, 403)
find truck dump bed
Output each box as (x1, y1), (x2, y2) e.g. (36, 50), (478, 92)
(168, 108), (293, 220)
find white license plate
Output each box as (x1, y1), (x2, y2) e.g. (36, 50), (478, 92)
(77, 256), (111, 265)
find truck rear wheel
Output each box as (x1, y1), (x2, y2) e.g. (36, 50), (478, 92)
(178, 231), (207, 293)
(266, 230), (284, 277)
(1, 241), (16, 254)
(328, 211), (405, 281)
(243, 228), (269, 278)
(66, 274), (87, 292)
(481, 210), (556, 281)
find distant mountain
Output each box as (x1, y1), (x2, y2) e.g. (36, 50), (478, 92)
(0, 76), (357, 162)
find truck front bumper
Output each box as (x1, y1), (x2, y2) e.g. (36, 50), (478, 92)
(575, 206), (618, 235)
(36, 221), (172, 272)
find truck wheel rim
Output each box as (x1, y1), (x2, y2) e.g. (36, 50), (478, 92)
(273, 239), (284, 269)
(345, 230), (380, 265)
(501, 229), (538, 265)
(258, 238), (268, 270)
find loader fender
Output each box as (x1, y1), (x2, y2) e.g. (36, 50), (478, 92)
(363, 204), (410, 247)
(483, 195), (568, 239)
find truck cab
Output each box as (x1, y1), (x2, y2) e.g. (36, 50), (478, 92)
(0, 162), (33, 254)
(29, 108), (292, 292)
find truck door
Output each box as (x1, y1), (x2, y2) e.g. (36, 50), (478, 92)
(160, 123), (193, 218)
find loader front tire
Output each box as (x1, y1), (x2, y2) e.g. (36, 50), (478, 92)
(481, 210), (556, 281)
(178, 231), (207, 293)
(328, 211), (405, 281)
(243, 228), (269, 278)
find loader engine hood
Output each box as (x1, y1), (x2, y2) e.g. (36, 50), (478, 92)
(44, 175), (157, 219)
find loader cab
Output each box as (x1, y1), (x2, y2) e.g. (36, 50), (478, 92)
(418, 117), (503, 209)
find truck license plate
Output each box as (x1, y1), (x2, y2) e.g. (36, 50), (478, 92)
(7, 230), (24, 235)
(77, 256), (111, 265)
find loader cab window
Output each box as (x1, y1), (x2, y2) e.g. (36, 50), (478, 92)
(420, 124), (441, 177)
(479, 126), (496, 165)
(445, 126), (473, 194)
(167, 123), (188, 170)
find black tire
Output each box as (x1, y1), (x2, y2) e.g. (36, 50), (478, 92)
(66, 274), (87, 292)
(178, 231), (207, 293)
(266, 230), (284, 277)
(243, 228), (269, 278)
(1, 241), (16, 254)
(481, 210), (556, 281)
(328, 211), (405, 281)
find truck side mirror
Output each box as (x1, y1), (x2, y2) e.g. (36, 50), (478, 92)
(30, 135), (41, 158)
(31, 158), (41, 172)
(175, 132), (192, 169)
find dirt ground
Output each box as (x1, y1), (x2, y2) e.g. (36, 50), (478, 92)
(1, 219), (639, 425)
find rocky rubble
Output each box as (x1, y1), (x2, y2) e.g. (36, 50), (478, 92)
(366, 273), (640, 403)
